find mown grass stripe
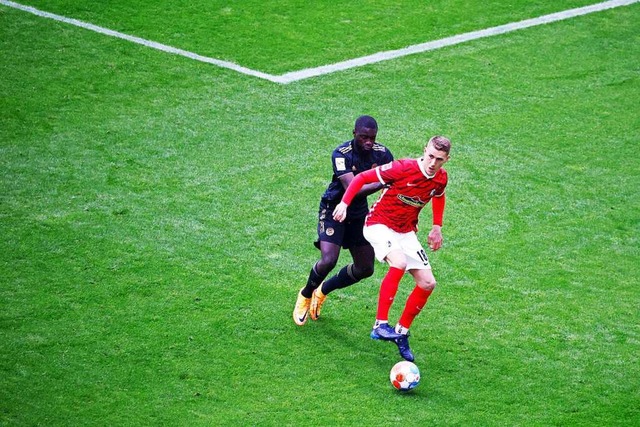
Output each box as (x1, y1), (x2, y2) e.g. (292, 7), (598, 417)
(1, 0), (638, 83)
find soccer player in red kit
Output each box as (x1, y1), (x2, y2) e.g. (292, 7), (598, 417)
(333, 136), (451, 361)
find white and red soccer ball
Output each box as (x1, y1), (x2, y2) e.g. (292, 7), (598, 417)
(390, 361), (420, 391)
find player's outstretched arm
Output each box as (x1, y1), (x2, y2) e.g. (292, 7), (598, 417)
(333, 170), (378, 222)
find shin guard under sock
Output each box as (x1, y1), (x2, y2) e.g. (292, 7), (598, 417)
(398, 286), (432, 329)
(376, 266), (405, 321)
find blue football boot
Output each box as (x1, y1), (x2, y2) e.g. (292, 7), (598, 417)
(394, 334), (415, 362)
(370, 323), (402, 341)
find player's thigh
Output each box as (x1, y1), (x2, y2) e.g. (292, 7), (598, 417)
(362, 224), (403, 262)
(342, 216), (369, 249)
(348, 244), (375, 272)
(317, 207), (347, 247)
(399, 232), (432, 270)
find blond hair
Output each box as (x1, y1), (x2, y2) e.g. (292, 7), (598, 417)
(426, 135), (451, 154)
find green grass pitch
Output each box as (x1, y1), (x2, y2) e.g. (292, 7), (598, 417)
(1, 1), (639, 425)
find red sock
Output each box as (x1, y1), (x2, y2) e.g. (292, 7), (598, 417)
(376, 267), (405, 321)
(399, 286), (432, 329)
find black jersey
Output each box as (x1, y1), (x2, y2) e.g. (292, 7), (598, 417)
(320, 139), (394, 219)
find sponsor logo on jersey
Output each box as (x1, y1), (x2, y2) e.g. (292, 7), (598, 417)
(397, 194), (426, 208)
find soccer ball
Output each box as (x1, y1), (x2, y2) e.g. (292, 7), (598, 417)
(390, 361), (420, 391)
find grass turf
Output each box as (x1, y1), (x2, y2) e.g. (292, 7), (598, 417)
(1, 1), (639, 425)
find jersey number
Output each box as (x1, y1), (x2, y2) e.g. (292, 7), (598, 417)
(417, 249), (429, 266)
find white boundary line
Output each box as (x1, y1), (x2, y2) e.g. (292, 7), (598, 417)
(2, 0), (638, 84)
(0, 0), (282, 83)
(281, 0), (639, 83)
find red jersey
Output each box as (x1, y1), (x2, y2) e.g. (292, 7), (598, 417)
(367, 159), (447, 233)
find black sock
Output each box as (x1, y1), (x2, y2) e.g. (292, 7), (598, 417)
(322, 264), (359, 295)
(301, 263), (326, 298)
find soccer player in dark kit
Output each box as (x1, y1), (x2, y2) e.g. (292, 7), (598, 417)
(293, 116), (394, 326)
(333, 135), (451, 361)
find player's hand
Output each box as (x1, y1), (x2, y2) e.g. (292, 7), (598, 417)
(333, 202), (348, 222)
(428, 225), (443, 251)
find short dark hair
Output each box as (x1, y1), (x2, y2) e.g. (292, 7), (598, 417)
(427, 136), (451, 154)
(354, 115), (378, 131)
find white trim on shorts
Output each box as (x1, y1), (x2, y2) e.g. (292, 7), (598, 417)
(363, 224), (431, 270)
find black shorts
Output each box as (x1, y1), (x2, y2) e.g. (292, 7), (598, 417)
(316, 203), (369, 249)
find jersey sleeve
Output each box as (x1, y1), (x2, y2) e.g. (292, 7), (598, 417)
(376, 160), (403, 185)
(433, 169), (448, 197)
(331, 149), (352, 178)
(432, 193), (445, 226)
(431, 169), (448, 225)
(341, 169), (379, 205)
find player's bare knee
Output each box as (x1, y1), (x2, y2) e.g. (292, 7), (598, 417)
(417, 280), (436, 291)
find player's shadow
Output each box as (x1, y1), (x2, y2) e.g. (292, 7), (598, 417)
(296, 311), (429, 398)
